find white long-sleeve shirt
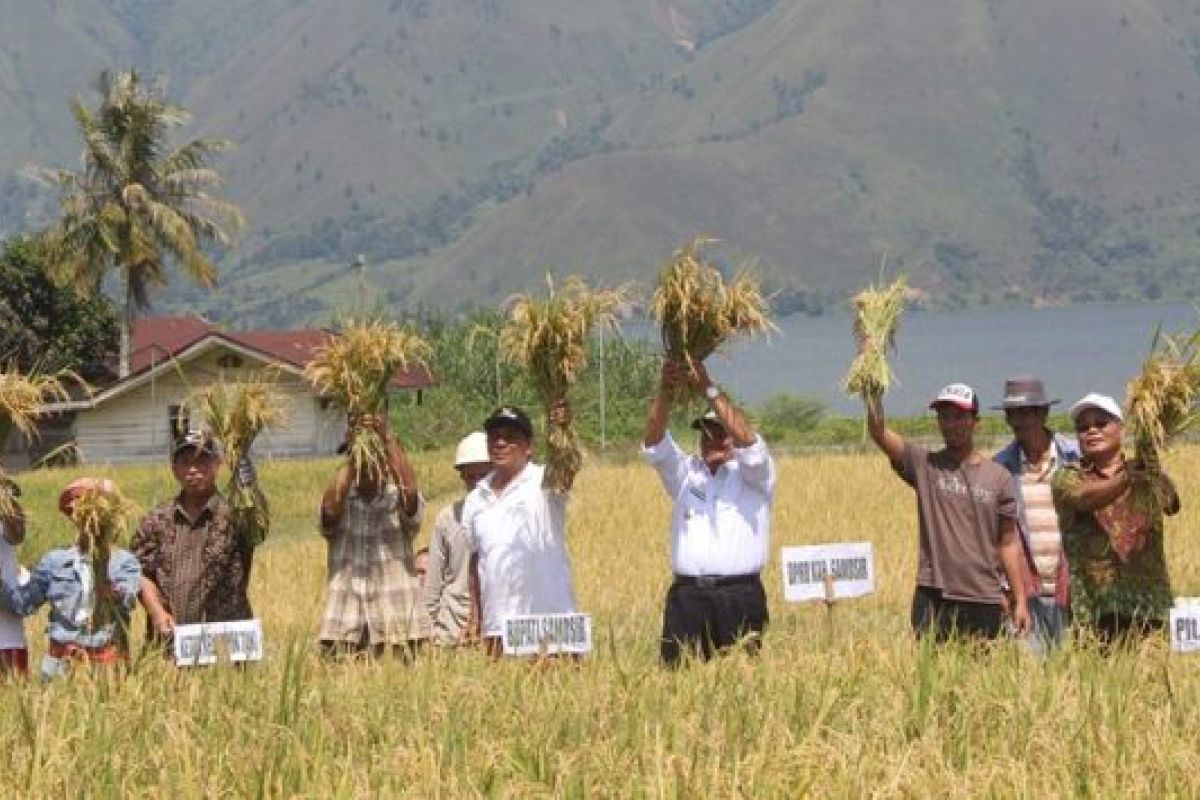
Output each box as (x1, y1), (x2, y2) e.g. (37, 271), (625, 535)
(642, 432), (776, 577)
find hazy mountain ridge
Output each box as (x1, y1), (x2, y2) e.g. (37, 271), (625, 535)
(2, 0), (1200, 325)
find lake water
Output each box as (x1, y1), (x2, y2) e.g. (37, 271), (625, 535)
(696, 302), (1200, 415)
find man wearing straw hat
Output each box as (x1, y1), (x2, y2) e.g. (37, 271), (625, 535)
(865, 384), (1031, 640)
(1, 478), (141, 678)
(424, 430), (491, 647)
(1052, 393), (1180, 645)
(0, 473), (28, 676)
(132, 429), (269, 647)
(642, 359), (775, 666)
(463, 401), (578, 657)
(992, 375), (1080, 654)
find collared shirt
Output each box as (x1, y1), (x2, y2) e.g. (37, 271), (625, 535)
(318, 484), (429, 645)
(1052, 460), (1175, 623)
(0, 546), (140, 650)
(463, 463), (577, 637)
(423, 500), (471, 646)
(994, 433), (1080, 601)
(132, 490), (269, 626)
(641, 432), (776, 578)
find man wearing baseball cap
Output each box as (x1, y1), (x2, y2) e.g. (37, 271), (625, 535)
(992, 376), (1080, 654)
(864, 383), (1030, 640)
(463, 400), (579, 656)
(1051, 393), (1180, 645)
(131, 428), (269, 648)
(642, 358), (775, 666)
(424, 431), (491, 647)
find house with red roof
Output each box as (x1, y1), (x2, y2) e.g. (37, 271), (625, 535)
(23, 315), (434, 465)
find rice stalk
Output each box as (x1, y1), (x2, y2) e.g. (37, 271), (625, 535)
(844, 276), (909, 398)
(1124, 327), (1200, 516)
(0, 366), (79, 517)
(649, 236), (775, 400)
(192, 372), (289, 538)
(499, 274), (625, 492)
(303, 318), (431, 484)
(69, 481), (139, 635)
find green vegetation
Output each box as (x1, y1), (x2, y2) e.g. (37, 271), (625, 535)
(4, 444), (1200, 795)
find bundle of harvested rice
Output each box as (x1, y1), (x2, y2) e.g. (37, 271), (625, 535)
(1124, 327), (1200, 516)
(304, 318), (431, 484)
(500, 275), (624, 492)
(650, 236), (775, 399)
(69, 480), (139, 634)
(192, 373), (288, 540)
(844, 276), (908, 398)
(0, 367), (75, 516)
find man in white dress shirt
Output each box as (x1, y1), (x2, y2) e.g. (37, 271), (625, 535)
(464, 402), (578, 657)
(642, 359), (776, 666)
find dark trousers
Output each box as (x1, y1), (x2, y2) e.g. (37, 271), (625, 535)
(661, 575), (768, 666)
(1094, 613), (1164, 648)
(910, 586), (1003, 642)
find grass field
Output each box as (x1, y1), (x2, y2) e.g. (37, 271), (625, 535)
(3, 444), (1200, 797)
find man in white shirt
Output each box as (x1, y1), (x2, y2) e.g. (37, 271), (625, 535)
(464, 403), (578, 657)
(642, 359), (776, 666)
(0, 474), (28, 676)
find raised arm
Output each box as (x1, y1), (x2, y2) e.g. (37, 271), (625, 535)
(381, 420), (420, 518)
(644, 360), (682, 447)
(320, 464), (354, 534)
(690, 360), (755, 448)
(865, 393), (906, 466)
(231, 458), (270, 549)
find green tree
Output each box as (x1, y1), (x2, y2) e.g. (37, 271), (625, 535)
(0, 237), (119, 378)
(36, 69), (244, 377)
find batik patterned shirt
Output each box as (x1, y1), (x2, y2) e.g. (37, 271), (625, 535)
(132, 491), (269, 626)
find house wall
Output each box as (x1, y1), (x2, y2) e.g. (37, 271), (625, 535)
(74, 349), (346, 464)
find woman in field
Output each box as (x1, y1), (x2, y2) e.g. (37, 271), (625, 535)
(0, 478), (141, 678)
(1052, 394), (1180, 645)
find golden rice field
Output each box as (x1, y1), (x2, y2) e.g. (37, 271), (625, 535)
(4, 444), (1200, 797)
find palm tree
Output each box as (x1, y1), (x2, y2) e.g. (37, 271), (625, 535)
(37, 69), (244, 377)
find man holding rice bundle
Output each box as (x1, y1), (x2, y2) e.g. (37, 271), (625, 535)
(865, 384), (1031, 641)
(464, 402), (579, 657)
(318, 413), (429, 657)
(132, 430), (269, 647)
(642, 359), (775, 666)
(1052, 394), (1180, 645)
(1, 478), (141, 678)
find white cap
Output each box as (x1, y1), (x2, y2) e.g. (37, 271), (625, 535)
(454, 431), (490, 467)
(929, 383), (978, 412)
(1068, 393), (1124, 423)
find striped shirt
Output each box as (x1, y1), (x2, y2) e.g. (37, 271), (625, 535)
(1020, 449), (1062, 596)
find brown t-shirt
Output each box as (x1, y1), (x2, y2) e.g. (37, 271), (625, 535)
(898, 442), (1018, 603)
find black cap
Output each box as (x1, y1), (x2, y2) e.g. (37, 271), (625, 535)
(172, 430), (219, 459)
(483, 406), (534, 439)
(691, 410), (726, 431)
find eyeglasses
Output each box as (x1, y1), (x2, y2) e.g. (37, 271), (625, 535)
(1074, 417), (1115, 433)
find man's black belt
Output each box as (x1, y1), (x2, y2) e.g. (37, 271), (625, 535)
(673, 573), (759, 588)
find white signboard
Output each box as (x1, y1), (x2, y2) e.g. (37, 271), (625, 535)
(173, 619), (265, 666)
(501, 613), (592, 657)
(782, 543), (875, 603)
(1171, 599), (1200, 653)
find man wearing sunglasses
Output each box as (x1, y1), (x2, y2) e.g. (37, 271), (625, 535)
(1051, 393), (1180, 645)
(992, 376), (1080, 654)
(865, 383), (1030, 640)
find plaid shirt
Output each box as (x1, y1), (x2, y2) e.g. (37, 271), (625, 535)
(132, 491), (268, 626)
(318, 484), (429, 645)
